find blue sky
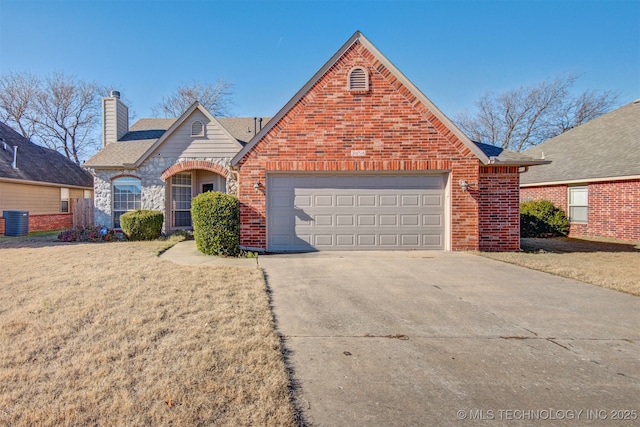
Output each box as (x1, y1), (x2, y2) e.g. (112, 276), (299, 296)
(1, 0), (638, 121)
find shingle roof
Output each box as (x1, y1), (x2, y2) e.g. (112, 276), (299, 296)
(520, 100), (640, 185)
(83, 116), (270, 168)
(0, 121), (93, 188)
(473, 141), (551, 166)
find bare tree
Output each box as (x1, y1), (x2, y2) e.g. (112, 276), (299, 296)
(152, 79), (234, 117)
(0, 72), (40, 139)
(34, 73), (105, 164)
(0, 71), (106, 164)
(455, 75), (619, 152)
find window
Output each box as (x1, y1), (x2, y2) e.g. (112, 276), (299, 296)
(348, 67), (369, 92)
(113, 177), (141, 228)
(171, 173), (192, 227)
(61, 188), (70, 213)
(191, 120), (204, 137)
(568, 186), (588, 223)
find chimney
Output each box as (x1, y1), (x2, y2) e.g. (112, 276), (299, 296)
(102, 90), (129, 146)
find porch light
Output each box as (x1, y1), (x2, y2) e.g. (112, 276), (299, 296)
(254, 182), (262, 191)
(459, 179), (470, 192)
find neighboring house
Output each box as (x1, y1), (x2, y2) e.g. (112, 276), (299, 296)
(83, 92), (268, 231)
(232, 31), (546, 252)
(0, 121), (94, 234)
(520, 100), (640, 242)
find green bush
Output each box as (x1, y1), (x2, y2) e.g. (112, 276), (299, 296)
(520, 200), (569, 238)
(191, 192), (239, 256)
(120, 210), (163, 241)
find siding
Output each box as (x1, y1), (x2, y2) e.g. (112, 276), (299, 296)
(102, 97), (129, 145)
(0, 181), (61, 214)
(153, 110), (242, 158)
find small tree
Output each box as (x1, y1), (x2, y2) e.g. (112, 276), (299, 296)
(191, 192), (239, 256)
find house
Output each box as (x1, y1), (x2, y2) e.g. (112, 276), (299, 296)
(0, 121), (94, 234)
(520, 100), (640, 242)
(83, 91), (268, 231)
(232, 31), (546, 252)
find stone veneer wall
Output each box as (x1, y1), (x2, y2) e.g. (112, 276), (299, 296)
(90, 156), (234, 230)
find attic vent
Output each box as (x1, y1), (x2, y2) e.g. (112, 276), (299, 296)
(348, 67), (369, 92)
(191, 120), (204, 137)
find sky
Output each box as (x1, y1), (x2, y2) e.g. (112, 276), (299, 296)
(1, 0), (639, 122)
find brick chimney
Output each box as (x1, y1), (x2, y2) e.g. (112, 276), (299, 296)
(102, 90), (129, 146)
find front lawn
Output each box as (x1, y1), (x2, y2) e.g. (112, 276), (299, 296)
(479, 237), (640, 296)
(0, 235), (297, 425)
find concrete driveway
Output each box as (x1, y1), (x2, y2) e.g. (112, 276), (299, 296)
(259, 251), (640, 426)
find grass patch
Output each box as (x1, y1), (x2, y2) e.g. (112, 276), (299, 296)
(0, 235), (297, 425)
(479, 237), (640, 296)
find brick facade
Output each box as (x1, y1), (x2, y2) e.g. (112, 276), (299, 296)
(236, 39), (522, 251)
(520, 178), (640, 241)
(1, 213), (72, 235)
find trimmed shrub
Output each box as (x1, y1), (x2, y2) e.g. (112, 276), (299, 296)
(120, 210), (163, 241)
(520, 200), (569, 238)
(191, 192), (239, 256)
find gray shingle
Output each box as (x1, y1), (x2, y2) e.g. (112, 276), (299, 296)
(0, 121), (93, 188)
(521, 100), (640, 185)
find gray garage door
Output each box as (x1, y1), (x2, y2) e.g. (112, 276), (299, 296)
(267, 174), (446, 251)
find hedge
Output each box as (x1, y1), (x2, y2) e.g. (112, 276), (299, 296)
(120, 210), (163, 241)
(520, 200), (569, 238)
(191, 192), (239, 256)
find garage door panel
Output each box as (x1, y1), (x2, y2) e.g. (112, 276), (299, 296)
(267, 174), (446, 251)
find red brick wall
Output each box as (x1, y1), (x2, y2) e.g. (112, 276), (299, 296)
(520, 179), (640, 241)
(237, 40), (519, 251)
(1, 213), (72, 235)
(478, 166), (521, 251)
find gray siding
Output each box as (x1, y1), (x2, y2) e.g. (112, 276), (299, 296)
(151, 110), (242, 158)
(102, 97), (129, 146)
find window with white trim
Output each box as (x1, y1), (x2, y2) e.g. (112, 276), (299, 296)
(348, 67), (369, 92)
(61, 188), (70, 213)
(171, 172), (192, 228)
(191, 120), (205, 137)
(113, 177), (142, 228)
(568, 186), (588, 223)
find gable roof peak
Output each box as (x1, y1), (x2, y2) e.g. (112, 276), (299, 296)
(232, 32), (498, 166)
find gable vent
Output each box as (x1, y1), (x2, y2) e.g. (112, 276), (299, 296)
(348, 67), (369, 92)
(191, 120), (204, 137)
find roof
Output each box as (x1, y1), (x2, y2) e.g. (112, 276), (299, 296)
(520, 100), (640, 186)
(0, 121), (94, 188)
(232, 31), (546, 168)
(83, 107), (270, 169)
(473, 141), (551, 166)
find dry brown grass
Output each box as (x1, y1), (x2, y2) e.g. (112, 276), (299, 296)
(479, 237), (640, 296)
(0, 234), (297, 426)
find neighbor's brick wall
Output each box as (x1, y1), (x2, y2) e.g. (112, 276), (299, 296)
(478, 166), (521, 251)
(520, 179), (640, 241)
(237, 39), (491, 251)
(0, 213), (72, 235)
